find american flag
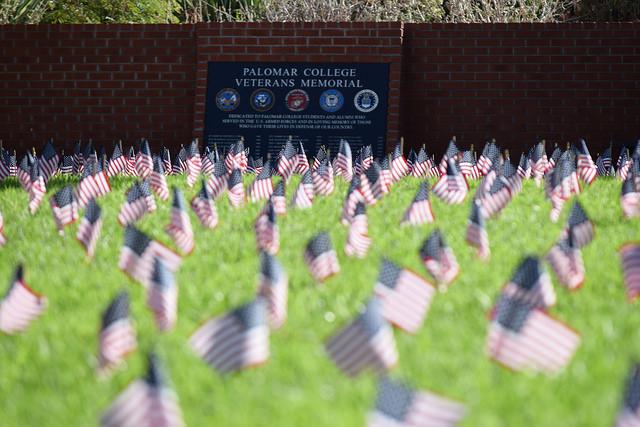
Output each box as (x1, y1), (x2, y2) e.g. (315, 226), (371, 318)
(502, 160), (522, 194)
(530, 142), (548, 186)
(257, 252), (288, 329)
(271, 180), (286, 215)
(0, 210), (6, 247)
(0, 151), (10, 180)
(6, 151), (17, 177)
(390, 143), (409, 182)
(618, 149), (632, 181)
(407, 148), (416, 171)
(546, 234), (584, 290)
(400, 182), (434, 226)
(118, 181), (157, 226)
(312, 146), (328, 171)
(366, 377), (466, 427)
(335, 139), (353, 182)
(76, 198), (102, 259)
(185, 140), (202, 187)
(486, 294), (580, 374)
(73, 141), (84, 174)
(0, 265), (47, 334)
(206, 160), (229, 199)
(477, 142), (500, 176)
(166, 187), (195, 255)
(39, 140), (59, 180)
(98, 291), (137, 373)
(517, 152), (531, 179)
(548, 146), (562, 170)
(419, 229), (459, 288)
(17, 154), (31, 191)
(325, 298), (398, 377)
(189, 298), (269, 373)
(621, 176), (640, 218)
(255, 200), (279, 255)
(576, 139), (597, 185)
(291, 170), (315, 209)
(162, 146), (172, 175)
(601, 143), (613, 171)
(248, 160), (274, 202)
(620, 243), (640, 302)
(564, 200), (594, 248)
(410, 147), (431, 178)
(224, 141), (248, 173)
(227, 168), (245, 208)
(107, 143), (126, 177)
(247, 156), (261, 174)
(119, 226), (182, 288)
(312, 159), (335, 196)
(294, 141), (309, 174)
(379, 157), (394, 192)
(75, 160), (111, 208)
(101, 352), (185, 427)
(432, 159), (468, 205)
(304, 232), (340, 282)
(125, 146), (136, 176)
(149, 155), (170, 201)
(439, 138), (460, 174)
(49, 185), (79, 232)
(359, 162), (384, 205)
(466, 202), (490, 260)
(28, 161), (47, 214)
(172, 146), (186, 175)
(201, 147), (216, 176)
(345, 202), (371, 258)
(546, 158), (576, 222)
(374, 258), (435, 334)
(501, 256), (556, 309)
(478, 176), (512, 218)
(577, 139), (598, 184)
(615, 363), (640, 427)
(361, 145), (374, 171)
(191, 180), (218, 229)
(277, 141), (298, 182)
(147, 258), (178, 331)
(458, 150), (479, 180)
(341, 175), (364, 225)
(134, 139), (153, 179)
(596, 155), (611, 177)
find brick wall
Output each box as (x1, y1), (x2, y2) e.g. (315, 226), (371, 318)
(1, 22), (639, 155)
(401, 23), (640, 154)
(0, 24), (196, 152)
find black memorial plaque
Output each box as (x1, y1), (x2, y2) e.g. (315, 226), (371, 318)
(203, 62), (390, 159)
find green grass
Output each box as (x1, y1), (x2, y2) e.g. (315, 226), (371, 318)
(0, 175), (638, 426)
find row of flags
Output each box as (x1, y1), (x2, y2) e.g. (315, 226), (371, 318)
(1, 135), (639, 426)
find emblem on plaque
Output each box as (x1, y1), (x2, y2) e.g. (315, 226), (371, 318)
(215, 88), (240, 112)
(354, 89), (379, 113)
(285, 89), (310, 112)
(319, 89), (344, 113)
(250, 88), (275, 112)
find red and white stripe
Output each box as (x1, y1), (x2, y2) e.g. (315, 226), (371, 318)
(0, 278), (47, 334)
(304, 250), (340, 283)
(374, 270), (435, 334)
(291, 180), (314, 209)
(75, 172), (111, 207)
(191, 197), (218, 229)
(118, 196), (156, 226)
(248, 177), (273, 202)
(546, 245), (584, 290)
(135, 153), (153, 179)
(577, 153), (597, 185)
(166, 209), (195, 255)
(0, 211), (6, 247)
(255, 213), (279, 255)
(119, 241), (182, 289)
(432, 174), (468, 205)
(341, 188), (365, 225)
(620, 243), (640, 302)
(28, 176), (46, 214)
(50, 197), (79, 232)
(98, 318), (137, 373)
(76, 216), (102, 259)
(466, 221), (490, 261)
(149, 171), (169, 201)
(258, 271), (288, 330)
(486, 309), (580, 374)
(206, 174), (228, 199)
(228, 182), (245, 208)
(344, 213), (371, 258)
(422, 248), (459, 288)
(390, 156), (409, 183)
(400, 199), (434, 226)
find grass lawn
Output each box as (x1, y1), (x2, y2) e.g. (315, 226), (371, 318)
(0, 174), (637, 426)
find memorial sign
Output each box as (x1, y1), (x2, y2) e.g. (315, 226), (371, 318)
(204, 62), (390, 159)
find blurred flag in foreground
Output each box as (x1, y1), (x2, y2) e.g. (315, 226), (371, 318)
(101, 352), (185, 427)
(0, 265), (47, 334)
(367, 377), (465, 427)
(189, 298), (269, 373)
